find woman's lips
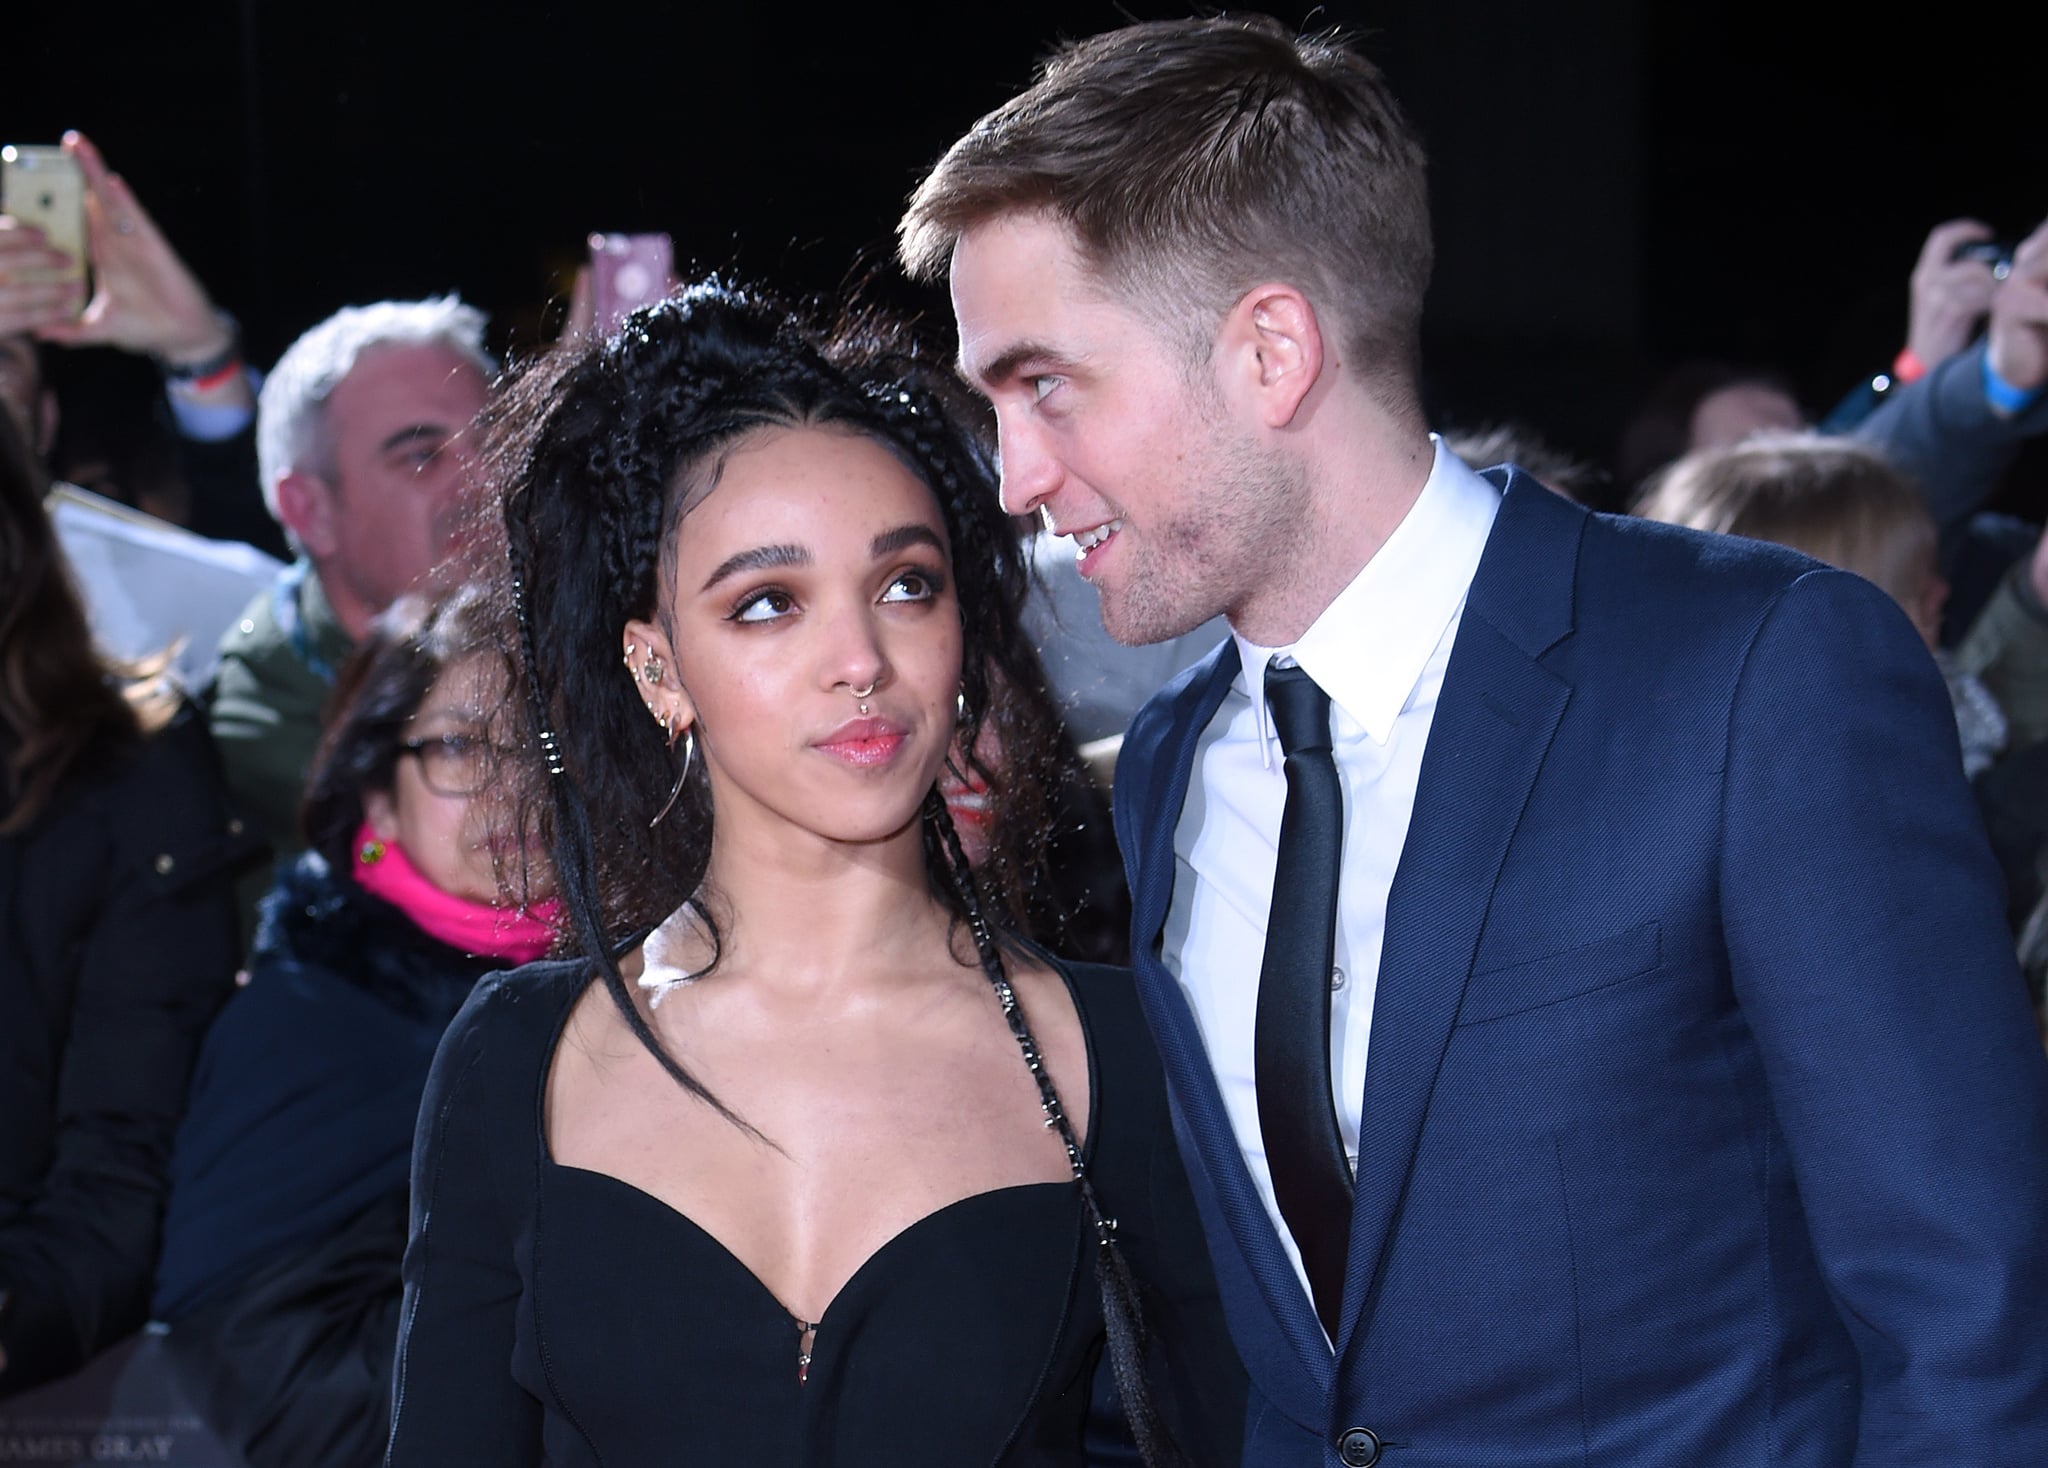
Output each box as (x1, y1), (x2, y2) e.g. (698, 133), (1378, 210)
(940, 768), (993, 831)
(938, 768), (994, 866)
(813, 716), (909, 767)
(944, 789), (992, 829)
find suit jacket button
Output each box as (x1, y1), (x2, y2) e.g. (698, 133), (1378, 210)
(1337, 1427), (1381, 1466)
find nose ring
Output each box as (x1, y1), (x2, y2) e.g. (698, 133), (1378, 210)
(849, 681), (876, 716)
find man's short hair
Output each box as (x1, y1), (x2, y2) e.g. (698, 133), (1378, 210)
(898, 14), (1432, 400)
(255, 296), (493, 521)
(1635, 434), (1938, 612)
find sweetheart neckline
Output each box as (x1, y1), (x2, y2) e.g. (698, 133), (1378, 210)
(542, 1160), (1077, 1328)
(531, 953), (1102, 1334)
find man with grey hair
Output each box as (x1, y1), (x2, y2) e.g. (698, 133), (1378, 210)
(210, 296), (492, 887)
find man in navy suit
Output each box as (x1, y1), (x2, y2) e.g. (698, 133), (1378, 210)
(902, 13), (2048, 1466)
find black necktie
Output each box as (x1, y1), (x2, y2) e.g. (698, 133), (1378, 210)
(1255, 659), (1353, 1342)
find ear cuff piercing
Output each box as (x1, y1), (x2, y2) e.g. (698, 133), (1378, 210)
(628, 643), (677, 731)
(623, 641), (664, 685)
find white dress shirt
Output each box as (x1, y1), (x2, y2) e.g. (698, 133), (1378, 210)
(1160, 439), (1501, 1316)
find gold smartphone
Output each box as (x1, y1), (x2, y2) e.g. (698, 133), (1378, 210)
(2, 143), (89, 302)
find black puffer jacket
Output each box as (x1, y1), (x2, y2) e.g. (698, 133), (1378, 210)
(153, 846), (510, 1468)
(0, 704), (252, 1396)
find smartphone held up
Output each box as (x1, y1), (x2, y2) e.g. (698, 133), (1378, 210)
(1, 143), (88, 309)
(1950, 238), (2016, 281)
(588, 232), (673, 336)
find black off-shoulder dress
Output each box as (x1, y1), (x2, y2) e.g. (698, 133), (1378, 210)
(383, 953), (1246, 1467)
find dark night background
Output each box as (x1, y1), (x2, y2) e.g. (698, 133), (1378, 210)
(8, 1), (2046, 513)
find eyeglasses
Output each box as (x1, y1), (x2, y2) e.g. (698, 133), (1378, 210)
(398, 732), (504, 798)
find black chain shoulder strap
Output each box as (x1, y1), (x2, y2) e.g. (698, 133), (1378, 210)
(959, 897), (1120, 1250)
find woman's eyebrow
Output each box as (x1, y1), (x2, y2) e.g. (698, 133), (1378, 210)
(701, 543), (810, 591)
(871, 524), (946, 559)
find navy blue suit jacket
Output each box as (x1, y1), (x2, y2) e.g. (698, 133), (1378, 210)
(1113, 468), (2048, 1466)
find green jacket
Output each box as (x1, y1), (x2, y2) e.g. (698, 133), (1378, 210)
(1958, 560), (2048, 753)
(207, 560), (356, 884)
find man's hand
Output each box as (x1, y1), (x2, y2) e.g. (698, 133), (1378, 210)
(0, 212), (86, 336)
(1907, 218), (2003, 370)
(31, 131), (234, 367)
(1987, 217), (2048, 403)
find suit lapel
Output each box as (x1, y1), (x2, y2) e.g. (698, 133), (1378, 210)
(1335, 470), (1584, 1363)
(1118, 642), (1343, 1398)
(1120, 640), (1236, 952)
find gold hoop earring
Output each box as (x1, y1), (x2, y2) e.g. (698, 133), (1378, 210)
(651, 727), (695, 828)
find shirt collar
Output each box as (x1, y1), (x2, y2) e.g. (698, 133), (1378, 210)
(1233, 437), (1502, 763)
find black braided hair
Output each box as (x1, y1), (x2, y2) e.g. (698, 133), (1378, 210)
(477, 278), (1112, 1117)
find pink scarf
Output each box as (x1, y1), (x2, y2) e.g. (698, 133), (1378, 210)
(351, 820), (562, 963)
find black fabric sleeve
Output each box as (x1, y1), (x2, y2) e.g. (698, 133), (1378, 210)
(176, 419), (289, 560)
(0, 709), (245, 1393)
(383, 974), (544, 1466)
(164, 1190), (407, 1468)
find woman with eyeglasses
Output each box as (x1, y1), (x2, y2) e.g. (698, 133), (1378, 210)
(149, 583), (557, 1468)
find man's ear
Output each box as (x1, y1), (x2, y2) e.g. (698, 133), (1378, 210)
(1216, 283), (1324, 430)
(274, 470), (340, 559)
(621, 617), (698, 738)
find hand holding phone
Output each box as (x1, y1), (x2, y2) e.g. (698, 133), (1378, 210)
(1, 143), (89, 323)
(1951, 238), (2016, 281)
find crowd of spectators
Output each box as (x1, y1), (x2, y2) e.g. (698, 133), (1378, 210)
(2, 108), (2046, 1464)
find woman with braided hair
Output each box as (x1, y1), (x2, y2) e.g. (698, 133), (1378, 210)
(383, 280), (1244, 1466)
